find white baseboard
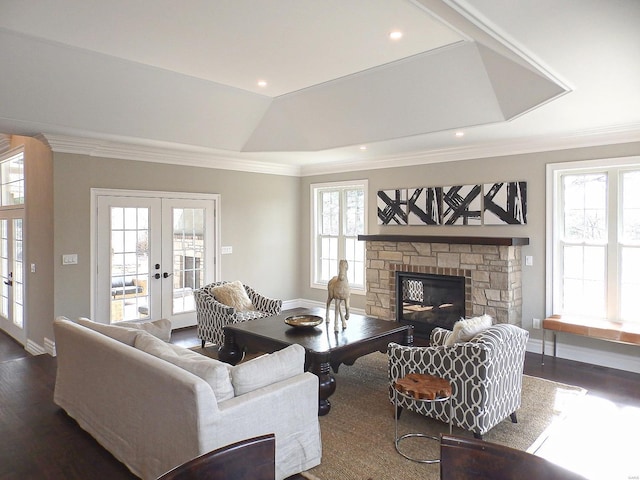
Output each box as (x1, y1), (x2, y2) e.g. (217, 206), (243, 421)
(44, 337), (57, 356)
(283, 298), (365, 316)
(527, 338), (640, 374)
(25, 339), (46, 356)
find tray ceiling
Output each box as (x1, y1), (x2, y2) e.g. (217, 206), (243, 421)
(0, 0), (639, 175)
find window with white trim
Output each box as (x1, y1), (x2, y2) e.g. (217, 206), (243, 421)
(548, 157), (640, 324)
(311, 181), (367, 292)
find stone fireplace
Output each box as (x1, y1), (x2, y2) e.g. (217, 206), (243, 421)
(359, 235), (528, 337)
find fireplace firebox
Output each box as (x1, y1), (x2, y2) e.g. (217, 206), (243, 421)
(396, 271), (465, 337)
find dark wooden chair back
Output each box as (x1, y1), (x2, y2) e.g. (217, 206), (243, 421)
(440, 434), (587, 480)
(156, 434), (276, 480)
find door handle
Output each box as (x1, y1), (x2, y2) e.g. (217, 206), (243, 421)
(154, 273), (161, 279)
(163, 272), (172, 278)
(3, 280), (12, 286)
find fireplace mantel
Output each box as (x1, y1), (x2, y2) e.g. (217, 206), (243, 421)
(358, 234), (529, 246)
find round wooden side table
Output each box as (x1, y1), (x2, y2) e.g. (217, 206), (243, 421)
(392, 373), (453, 464)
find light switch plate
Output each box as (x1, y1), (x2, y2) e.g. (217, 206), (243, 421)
(62, 254), (78, 265)
(221, 246), (233, 255)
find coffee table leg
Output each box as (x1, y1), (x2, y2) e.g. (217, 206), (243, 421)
(309, 352), (336, 416)
(218, 331), (243, 365)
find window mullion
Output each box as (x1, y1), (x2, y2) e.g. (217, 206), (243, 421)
(608, 169), (619, 321)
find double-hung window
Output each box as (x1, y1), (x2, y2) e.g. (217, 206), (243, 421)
(311, 181), (367, 293)
(547, 157), (640, 324)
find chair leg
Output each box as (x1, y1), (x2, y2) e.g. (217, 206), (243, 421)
(510, 412), (518, 423)
(473, 432), (483, 440)
(201, 340), (206, 348)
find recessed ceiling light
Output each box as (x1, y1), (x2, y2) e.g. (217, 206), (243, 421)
(389, 31), (403, 41)
(257, 80), (267, 88)
(359, 145), (367, 150)
(455, 131), (465, 137)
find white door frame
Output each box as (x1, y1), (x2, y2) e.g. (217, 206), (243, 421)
(90, 188), (221, 324)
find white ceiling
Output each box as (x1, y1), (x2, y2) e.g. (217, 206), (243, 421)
(0, 0), (639, 176)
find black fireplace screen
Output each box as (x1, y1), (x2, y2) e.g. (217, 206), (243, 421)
(396, 272), (465, 335)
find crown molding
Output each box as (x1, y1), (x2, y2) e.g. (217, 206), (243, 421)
(39, 134), (302, 177)
(0, 134), (11, 154)
(299, 123), (640, 176)
(39, 123), (640, 179)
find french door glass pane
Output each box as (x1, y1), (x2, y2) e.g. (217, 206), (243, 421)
(562, 245), (606, 316)
(171, 208), (202, 315)
(12, 219), (23, 328)
(110, 207), (150, 323)
(563, 174), (607, 241)
(0, 220), (7, 318)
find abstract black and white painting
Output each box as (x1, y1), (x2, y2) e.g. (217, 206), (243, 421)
(377, 189), (408, 225)
(407, 187), (443, 225)
(483, 181), (527, 225)
(442, 185), (482, 225)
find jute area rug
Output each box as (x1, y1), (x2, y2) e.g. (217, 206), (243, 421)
(193, 347), (586, 480)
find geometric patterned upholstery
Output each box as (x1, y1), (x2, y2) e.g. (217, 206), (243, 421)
(195, 281), (282, 347)
(388, 323), (529, 438)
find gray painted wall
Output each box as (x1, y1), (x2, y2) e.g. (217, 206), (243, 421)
(50, 141), (640, 371)
(53, 153), (300, 330)
(300, 141), (640, 371)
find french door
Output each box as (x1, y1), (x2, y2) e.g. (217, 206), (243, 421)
(94, 191), (219, 329)
(0, 208), (25, 344)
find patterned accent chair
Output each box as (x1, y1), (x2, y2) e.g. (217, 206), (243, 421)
(388, 323), (529, 439)
(195, 281), (282, 348)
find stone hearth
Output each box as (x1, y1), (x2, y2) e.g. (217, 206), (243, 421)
(359, 235), (529, 327)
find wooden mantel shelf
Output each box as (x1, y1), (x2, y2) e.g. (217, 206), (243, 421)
(357, 234), (529, 246)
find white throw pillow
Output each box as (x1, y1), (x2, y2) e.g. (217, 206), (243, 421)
(231, 344), (305, 396)
(134, 332), (234, 402)
(118, 318), (172, 342)
(77, 317), (141, 346)
(212, 281), (254, 311)
(445, 314), (493, 346)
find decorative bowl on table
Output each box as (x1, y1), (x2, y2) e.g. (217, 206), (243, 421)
(284, 314), (323, 329)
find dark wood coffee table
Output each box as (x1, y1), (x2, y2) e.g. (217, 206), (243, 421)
(218, 307), (413, 416)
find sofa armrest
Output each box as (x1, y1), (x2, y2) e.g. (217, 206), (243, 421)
(244, 284), (282, 315)
(430, 327), (453, 346)
(209, 372), (321, 479)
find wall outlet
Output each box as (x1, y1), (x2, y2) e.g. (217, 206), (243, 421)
(532, 317), (541, 329)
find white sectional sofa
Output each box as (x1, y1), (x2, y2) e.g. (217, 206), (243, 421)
(53, 317), (322, 480)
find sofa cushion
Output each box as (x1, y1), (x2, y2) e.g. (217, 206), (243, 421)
(445, 314), (493, 346)
(134, 332), (234, 402)
(212, 281), (254, 311)
(118, 318), (172, 342)
(231, 344), (305, 396)
(76, 317), (142, 346)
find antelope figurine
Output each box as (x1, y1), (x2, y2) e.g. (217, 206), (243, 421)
(326, 259), (350, 332)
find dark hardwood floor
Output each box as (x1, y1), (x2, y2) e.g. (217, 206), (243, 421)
(1, 325), (639, 479)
